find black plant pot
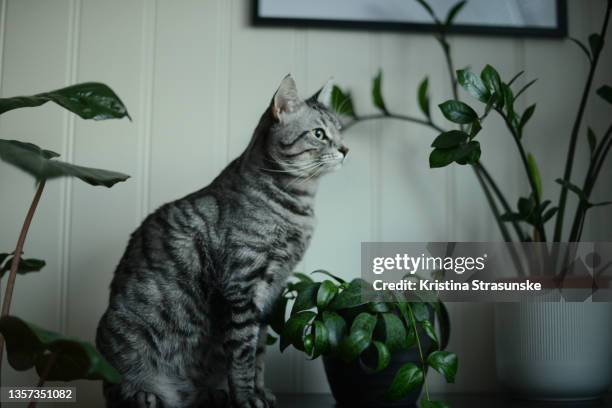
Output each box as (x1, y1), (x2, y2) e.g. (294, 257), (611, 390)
(323, 347), (425, 408)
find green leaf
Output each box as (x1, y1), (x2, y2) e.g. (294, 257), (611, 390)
(457, 69), (490, 103)
(339, 329), (371, 362)
(429, 147), (457, 169)
(431, 130), (468, 149)
(0, 316), (120, 382)
(569, 37), (592, 63)
(519, 104), (536, 133)
(368, 301), (390, 313)
(527, 154), (542, 201)
(481, 65), (502, 95)
(291, 282), (321, 315)
(384, 362), (424, 401)
(311, 269), (346, 284)
(0, 256), (46, 278)
(421, 319), (439, 348)
(269, 295), (288, 335)
(266, 333), (278, 346)
(372, 70), (388, 113)
(293, 272), (314, 283)
(597, 85), (612, 105)
(438, 100), (478, 124)
(589, 34), (603, 59)
(469, 120), (482, 139)
(415, 0), (438, 22)
(421, 400), (450, 408)
(0, 82), (130, 120)
(518, 196), (536, 218)
(322, 311), (347, 351)
(433, 302), (451, 350)
(316, 280), (338, 310)
(454, 141), (481, 165)
(380, 313), (407, 352)
(501, 83), (515, 118)
(418, 77), (431, 118)
(514, 78), (537, 101)
(500, 212), (523, 222)
(541, 207), (558, 223)
(587, 127), (597, 156)
(351, 313), (377, 340)
(311, 320), (329, 358)
(411, 303), (429, 322)
(360, 340), (391, 373)
(427, 351), (458, 383)
(330, 86), (356, 118)
(329, 279), (369, 310)
(280, 311), (316, 352)
(507, 70), (525, 87)
(0, 139), (129, 187)
(445, 1), (467, 26)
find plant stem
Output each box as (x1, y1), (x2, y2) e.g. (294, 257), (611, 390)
(406, 303), (430, 402)
(345, 112), (444, 133)
(27, 352), (57, 408)
(0, 180), (46, 375)
(554, 1), (612, 242)
(473, 166), (512, 242)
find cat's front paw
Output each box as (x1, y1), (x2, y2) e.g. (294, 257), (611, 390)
(233, 393), (270, 408)
(256, 387), (276, 408)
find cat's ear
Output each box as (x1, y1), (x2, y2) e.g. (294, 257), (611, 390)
(310, 78), (334, 108)
(272, 74), (301, 121)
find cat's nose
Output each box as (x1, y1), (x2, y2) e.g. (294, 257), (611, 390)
(338, 145), (349, 157)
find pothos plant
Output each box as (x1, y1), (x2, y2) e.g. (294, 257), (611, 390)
(333, 0), (612, 246)
(0, 83), (131, 400)
(268, 271), (457, 407)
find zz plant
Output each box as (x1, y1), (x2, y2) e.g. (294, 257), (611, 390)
(0, 83), (131, 396)
(334, 0), (612, 244)
(269, 271), (457, 407)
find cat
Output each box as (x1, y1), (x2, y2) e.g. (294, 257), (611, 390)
(96, 75), (348, 408)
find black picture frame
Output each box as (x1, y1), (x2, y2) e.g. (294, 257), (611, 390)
(252, 0), (567, 38)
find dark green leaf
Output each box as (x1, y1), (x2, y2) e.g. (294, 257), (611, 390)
(0, 139), (129, 187)
(418, 77), (431, 118)
(360, 340), (391, 373)
(439, 100), (478, 124)
(421, 400), (450, 408)
(351, 313), (377, 340)
(331, 86), (356, 118)
(322, 311), (347, 351)
(597, 85), (612, 105)
(380, 313), (407, 352)
(454, 141), (481, 165)
(431, 130), (468, 149)
(429, 147), (457, 169)
(266, 334), (278, 345)
(291, 282), (321, 315)
(468, 120), (482, 139)
(427, 351), (458, 383)
(457, 69), (490, 103)
(329, 279), (369, 310)
(368, 301), (390, 313)
(480, 65), (502, 95)
(293, 272), (314, 283)
(0, 256), (46, 278)
(311, 269), (346, 284)
(518, 196), (536, 218)
(0, 82), (130, 120)
(507, 70), (525, 87)
(384, 362), (424, 401)
(519, 104), (536, 133)
(587, 127), (597, 156)
(0, 316), (120, 382)
(280, 311), (316, 352)
(433, 302), (450, 350)
(269, 295), (288, 335)
(501, 83), (515, 118)
(589, 34), (603, 59)
(445, 1), (467, 26)
(527, 154), (542, 201)
(569, 37), (592, 63)
(541, 207), (558, 223)
(311, 320), (329, 358)
(421, 319), (439, 347)
(317, 280), (338, 310)
(411, 303), (429, 322)
(372, 70), (388, 113)
(415, 0), (438, 23)
(500, 212), (523, 222)
(514, 78), (537, 101)
(339, 329), (371, 362)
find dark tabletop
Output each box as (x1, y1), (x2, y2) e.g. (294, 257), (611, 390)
(276, 393), (612, 408)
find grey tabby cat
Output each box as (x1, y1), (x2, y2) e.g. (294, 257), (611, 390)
(96, 75), (347, 408)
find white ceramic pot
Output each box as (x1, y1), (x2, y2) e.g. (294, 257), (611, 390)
(494, 302), (612, 401)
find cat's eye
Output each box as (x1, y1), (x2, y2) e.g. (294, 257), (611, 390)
(312, 128), (327, 141)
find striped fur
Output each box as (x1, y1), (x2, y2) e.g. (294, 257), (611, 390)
(96, 76), (347, 408)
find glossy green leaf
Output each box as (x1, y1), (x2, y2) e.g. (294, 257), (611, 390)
(587, 127), (597, 156)
(431, 130), (468, 149)
(527, 154), (542, 201)
(329, 279), (369, 310)
(322, 311), (347, 351)
(317, 280), (338, 310)
(454, 141), (481, 165)
(480, 65), (502, 95)
(501, 83), (515, 118)
(519, 104), (536, 133)
(380, 313), (407, 352)
(0, 82), (130, 120)
(280, 311), (316, 352)
(429, 147), (457, 168)
(411, 303), (429, 322)
(311, 269), (346, 284)
(438, 100), (478, 124)
(293, 272), (314, 283)
(368, 301), (390, 313)
(427, 351), (458, 383)
(311, 320), (329, 358)
(0, 139), (129, 187)
(0, 316), (120, 382)
(331, 86), (356, 118)
(360, 340), (391, 373)
(269, 295), (288, 335)
(421, 320), (439, 348)
(266, 333), (278, 346)
(291, 282), (321, 315)
(469, 120), (482, 139)
(518, 196), (536, 218)
(418, 77), (431, 118)
(433, 302), (451, 351)
(445, 0), (466, 26)
(457, 69), (490, 103)
(339, 329), (371, 362)
(589, 33), (603, 59)
(372, 70), (388, 113)
(384, 362), (424, 401)
(0, 255), (46, 278)
(351, 313), (377, 340)
(597, 85), (612, 105)
(421, 400), (450, 408)
(507, 70), (525, 87)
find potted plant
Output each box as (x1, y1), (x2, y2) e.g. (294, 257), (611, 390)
(328, 0), (612, 401)
(269, 271), (457, 408)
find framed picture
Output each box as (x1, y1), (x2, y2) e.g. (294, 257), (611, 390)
(253, 0), (567, 38)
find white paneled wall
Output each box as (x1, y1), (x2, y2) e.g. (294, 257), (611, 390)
(0, 0), (610, 405)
